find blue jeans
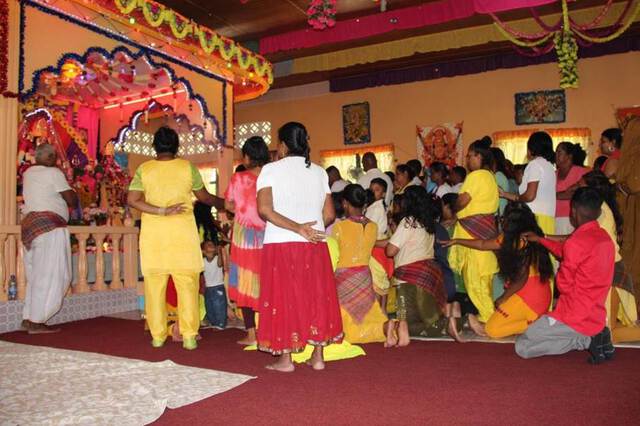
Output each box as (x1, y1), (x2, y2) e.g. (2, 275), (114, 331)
(204, 285), (227, 328)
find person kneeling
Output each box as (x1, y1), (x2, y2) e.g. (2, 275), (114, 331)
(515, 187), (615, 363)
(442, 202), (553, 339)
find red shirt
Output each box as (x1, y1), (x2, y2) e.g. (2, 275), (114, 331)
(540, 221), (614, 336)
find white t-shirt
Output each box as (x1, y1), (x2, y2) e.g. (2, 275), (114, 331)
(331, 179), (349, 193)
(389, 217), (434, 283)
(434, 183), (453, 198)
(203, 256), (224, 287)
(257, 156), (330, 244)
(357, 168), (394, 206)
(22, 165), (72, 221)
(450, 183), (463, 193)
(365, 199), (388, 239)
(409, 176), (423, 187)
(519, 157), (557, 217)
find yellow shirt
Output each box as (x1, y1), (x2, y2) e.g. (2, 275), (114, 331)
(456, 169), (499, 219)
(129, 158), (205, 275)
(332, 219), (377, 268)
(598, 203), (622, 263)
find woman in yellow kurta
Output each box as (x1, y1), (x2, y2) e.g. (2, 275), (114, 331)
(332, 184), (389, 344)
(448, 138), (499, 331)
(128, 127), (222, 350)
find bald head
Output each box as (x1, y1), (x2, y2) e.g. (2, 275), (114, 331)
(362, 152), (377, 171)
(35, 144), (57, 167)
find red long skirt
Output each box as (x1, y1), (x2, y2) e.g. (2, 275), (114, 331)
(257, 242), (343, 354)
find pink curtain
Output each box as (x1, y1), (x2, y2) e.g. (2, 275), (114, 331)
(77, 107), (100, 159)
(259, 0), (556, 55)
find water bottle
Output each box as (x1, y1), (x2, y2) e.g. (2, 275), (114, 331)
(7, 275), (17, 301)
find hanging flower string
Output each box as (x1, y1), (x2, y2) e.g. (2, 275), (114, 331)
(491, 0), (640, 89)
(307, 0), (337, 30)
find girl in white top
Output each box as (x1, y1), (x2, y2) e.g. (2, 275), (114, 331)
(500, 131), (557, 235)
(429, 161), (453, 198)
(365, 177), (389, 239)
(385, 185), (445, 347)
(256, 122), (343, 373)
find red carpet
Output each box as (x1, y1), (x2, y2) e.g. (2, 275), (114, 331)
(3, 317), (640, 425)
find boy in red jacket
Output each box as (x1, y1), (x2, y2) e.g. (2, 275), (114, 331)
(516, 187), (615, 364)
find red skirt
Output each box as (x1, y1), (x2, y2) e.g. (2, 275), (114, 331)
(257, 242), (344, 354)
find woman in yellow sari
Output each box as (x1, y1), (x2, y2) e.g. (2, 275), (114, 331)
(448, 138), (499, 333)
(128, 127), (222, 350)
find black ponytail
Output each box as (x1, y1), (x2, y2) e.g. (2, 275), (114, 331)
(278, 121), (311, 168)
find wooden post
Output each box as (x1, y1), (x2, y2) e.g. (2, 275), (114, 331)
(16, 235), (26, 300)
(123, 218), (139, 289)
(0, 233), (7, 302)
(93, 233), (106, 291)
(75, 233), (90, 293)
(110, 234), (122, 289)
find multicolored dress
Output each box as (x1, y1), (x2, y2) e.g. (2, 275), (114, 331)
(332, 217), (387, 343)
(224, 170), (265, 310)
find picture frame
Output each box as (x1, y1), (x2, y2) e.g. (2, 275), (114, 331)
(342, 102), (371, 145)
(515, 90), (566, 125)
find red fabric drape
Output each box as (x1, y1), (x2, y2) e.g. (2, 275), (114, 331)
(260, 0), (557, 55)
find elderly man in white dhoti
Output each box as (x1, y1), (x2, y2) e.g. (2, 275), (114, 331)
(20, 144), (77, 334)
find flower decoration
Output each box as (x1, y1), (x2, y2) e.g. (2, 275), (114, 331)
(490, 0), (640, 89)
(307, 0), (337, 30)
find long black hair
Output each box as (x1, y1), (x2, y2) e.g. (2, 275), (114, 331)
(527, 131), (555, 164)
(194, 202), (219, 244)
(242, 136), (269, 168)
(342, 183), (367, 209)
(582, 170), (623, 235)
(490, 147), (509, 177)
(397, 185), (436, 233)
(153, 126), (180, 155)
(496, 202), (552, 284)
(602, 128), (622, 149)
(278, 122), (311, 167)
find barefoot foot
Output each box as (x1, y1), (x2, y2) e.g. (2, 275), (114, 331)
(266, 355), (295, 373)
(468, 314), (487, 337)
(447, 317), (466, 343)
(384, 320), (399, 348)
(396, 320), (410, 347)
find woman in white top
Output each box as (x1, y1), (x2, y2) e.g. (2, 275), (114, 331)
(429, 162), (453, 198)
(385, 186), (447, 347)
(500, 131), (556, 235)
(256, 122), (343, 372)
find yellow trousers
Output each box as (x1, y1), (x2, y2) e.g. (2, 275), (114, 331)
(144, 272), (200, 341)
(462, 266), (494, 323)
(485, 294), (538, 339)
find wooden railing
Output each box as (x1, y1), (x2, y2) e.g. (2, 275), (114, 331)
(0, 223), (139, 302)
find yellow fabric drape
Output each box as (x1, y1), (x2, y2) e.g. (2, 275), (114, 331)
(291, 3), (637, 75)
(494, 128), (591, 165)
(321, 144), (394, 180)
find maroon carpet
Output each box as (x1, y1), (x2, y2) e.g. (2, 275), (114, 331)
(3, 317), (640, 425)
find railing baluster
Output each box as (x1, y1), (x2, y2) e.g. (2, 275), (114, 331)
(110, 234), (122, 289)
(75, 233), (90, 293)
(93, 233), (106, 291)
(16, 235), (26, 300)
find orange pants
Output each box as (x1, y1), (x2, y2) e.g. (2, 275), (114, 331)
(485, 294), (539, 339)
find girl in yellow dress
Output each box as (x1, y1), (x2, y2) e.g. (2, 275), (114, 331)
(448, 138), (499, 333)
(331, 184), (391, 345)
(128, 127), (222, 350)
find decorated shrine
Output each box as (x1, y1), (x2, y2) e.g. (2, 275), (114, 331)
(7, 0), (272, 226)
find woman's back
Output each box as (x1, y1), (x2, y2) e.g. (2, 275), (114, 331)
(520, 157), (556, 217)
(135, 159), (196, 215)
(226, 170), (265, 229)
(333, 219), (377, 268)
(457, 169), (499, 218)
(257, 156), (329, 244)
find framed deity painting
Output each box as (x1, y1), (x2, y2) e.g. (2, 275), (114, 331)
(515, 90), (566, 125)
(342, 102), (371, 145)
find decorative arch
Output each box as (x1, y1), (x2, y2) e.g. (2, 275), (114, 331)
(22, 46), (225, 145)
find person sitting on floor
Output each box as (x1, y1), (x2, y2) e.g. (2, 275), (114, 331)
(331, 184), (391, 345)
(442, 202), (553, 339)
(516, 187), (615, 363)
(21, 144), (78, 334)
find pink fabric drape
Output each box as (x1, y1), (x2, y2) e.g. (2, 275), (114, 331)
(77, 107), (100, 159)
(259, 0), (556, 55)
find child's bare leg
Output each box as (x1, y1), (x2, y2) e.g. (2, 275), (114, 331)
(468, 314), (487, 336)
(397, 320), (410, 347)
(384, 320), (399, 348)
(307, 345), (325, 371)
(266, 353), (295, 373)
